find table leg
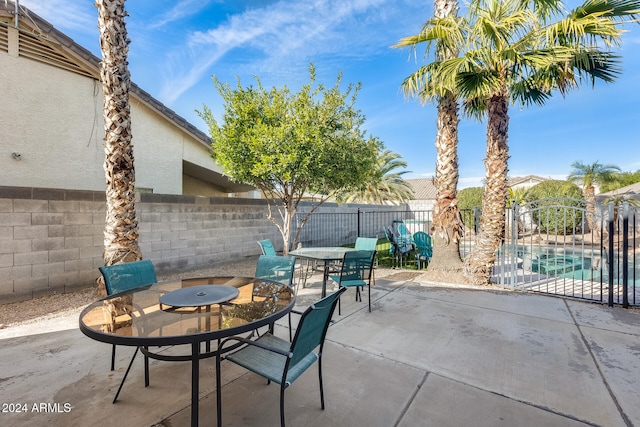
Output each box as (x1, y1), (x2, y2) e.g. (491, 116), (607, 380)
(191, 342), (200, 427)
(322, 261), (330, 298)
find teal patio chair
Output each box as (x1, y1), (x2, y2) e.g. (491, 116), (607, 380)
(98, 259), (157, 402)
(255, 255), (298, 340)
(257, 239), (278, 256)
(355, 236), (378, 284)
(329, 250), (376, 315)
(216, 287), (346, 427)
(258, 239), (309, 287)
(413, 231), (433, 269)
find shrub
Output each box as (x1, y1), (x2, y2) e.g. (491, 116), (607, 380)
(523, 180), (584, 235)
(458, 187), (483, 230)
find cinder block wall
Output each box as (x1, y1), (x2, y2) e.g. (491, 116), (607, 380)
(1, 186), (399, 303)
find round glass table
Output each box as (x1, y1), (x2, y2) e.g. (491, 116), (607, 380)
(79, 276), (295, 427)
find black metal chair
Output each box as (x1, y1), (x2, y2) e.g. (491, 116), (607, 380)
(216, 287), (346, 427)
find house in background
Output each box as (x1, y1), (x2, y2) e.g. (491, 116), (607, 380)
(405, 178), (437, 211)
(0, 2), (255, 197)
(507, 175), (548, 191)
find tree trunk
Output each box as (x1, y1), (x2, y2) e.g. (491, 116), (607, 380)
(429, 91), (464, 271)
(97, 0), (141, 295)
(429, 0), (463, 272)
(584, 185), (597, 233)
(464, 93), (510, 285)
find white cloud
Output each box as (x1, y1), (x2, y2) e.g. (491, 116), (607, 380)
(158, 0), (418, 103)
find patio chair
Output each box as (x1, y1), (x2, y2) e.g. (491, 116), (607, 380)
(257, 239), (278, 256)
(413, 231), (433, 269)
(354, 236), (378, 285)
(384, 226), (412, 268)
(254, 255), (299, 341)
(393, 220), (413, 247)
(216, 287), (346, 427)
(98, 259), (157, 402)
(329, 250), (376, 315)
(258, 239), (309, 287)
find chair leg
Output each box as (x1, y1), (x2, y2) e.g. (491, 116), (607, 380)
(318, 356), (325, 410)
(280, 383), (286, 427)
(112, 346), (139, 404)
(368, 283), (371, 312)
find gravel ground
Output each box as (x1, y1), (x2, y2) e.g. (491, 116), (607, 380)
(0, 258), (471, 330)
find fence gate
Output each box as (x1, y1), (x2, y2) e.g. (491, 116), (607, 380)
(495, 198), (639, 307)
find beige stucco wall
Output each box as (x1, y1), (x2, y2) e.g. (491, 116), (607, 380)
(0, 50), (213, 195)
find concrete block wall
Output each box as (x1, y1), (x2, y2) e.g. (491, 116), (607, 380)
(1, 186), (387, 303)
(0, 187), (106, 303)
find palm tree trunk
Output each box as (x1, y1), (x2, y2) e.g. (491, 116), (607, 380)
(464, 93), (510, 285)
(97, 0), (141, 294)
(584, 185), (597, 233)
(429, 90), (464, 270)
(429, 0), (463, 272)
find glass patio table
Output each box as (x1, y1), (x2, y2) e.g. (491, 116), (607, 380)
(79, 276), (295, 427)
(289, 247), (357, 297)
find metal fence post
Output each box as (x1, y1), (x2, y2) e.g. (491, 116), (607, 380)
(608, 202), (614, 307)
(622, 202), (629, 308)
(357, 208), (361, 238)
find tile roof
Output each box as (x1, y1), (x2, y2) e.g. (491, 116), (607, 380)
(406, 178), (437, 200)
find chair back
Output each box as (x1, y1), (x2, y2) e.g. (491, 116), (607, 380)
(289, 287), (346, 367)
(355, 237), (377, 251)
(413, 231), (433, 259)
(255, 255), (296, 287)
(393, 220), (412, 246)
(257, 239), (277, 256)
(99, 259), (157, 295)
(339, 250), (375, 282)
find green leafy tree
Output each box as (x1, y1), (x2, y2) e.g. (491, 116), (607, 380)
(338, 149), (413, 205)
(457, 187), (483, 230)
(599, 170), (640, 193)
(396, 0), (639, 285)
(567, 161), (621, 232)
(198, 65), (380, 253)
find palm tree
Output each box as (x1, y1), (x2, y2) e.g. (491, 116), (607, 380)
(340, 149), (414, 205)
(568, 161), (621, 232)
(396, 0), (639, 285)
(96, 0), (141, 295)
(394, 0), (465, 272)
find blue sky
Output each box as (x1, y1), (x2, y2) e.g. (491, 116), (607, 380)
(21, 0), (640, 188)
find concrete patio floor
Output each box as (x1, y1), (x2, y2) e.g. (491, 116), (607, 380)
(1, 272), (639, 427)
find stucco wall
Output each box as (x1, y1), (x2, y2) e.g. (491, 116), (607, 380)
(0, 51), (212, 195)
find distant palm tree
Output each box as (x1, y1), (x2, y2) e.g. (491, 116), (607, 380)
(96, 0), (141, 294)
(394, 0), (464, 272)
(341, 149), (413, 205)
(397, 0), (639, 285)
(568, 161), (621, 232)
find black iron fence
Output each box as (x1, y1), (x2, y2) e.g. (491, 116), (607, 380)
(292, 208), (477, 257)
(294, 201), (639, 307)
(496, 199), (638, 307)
